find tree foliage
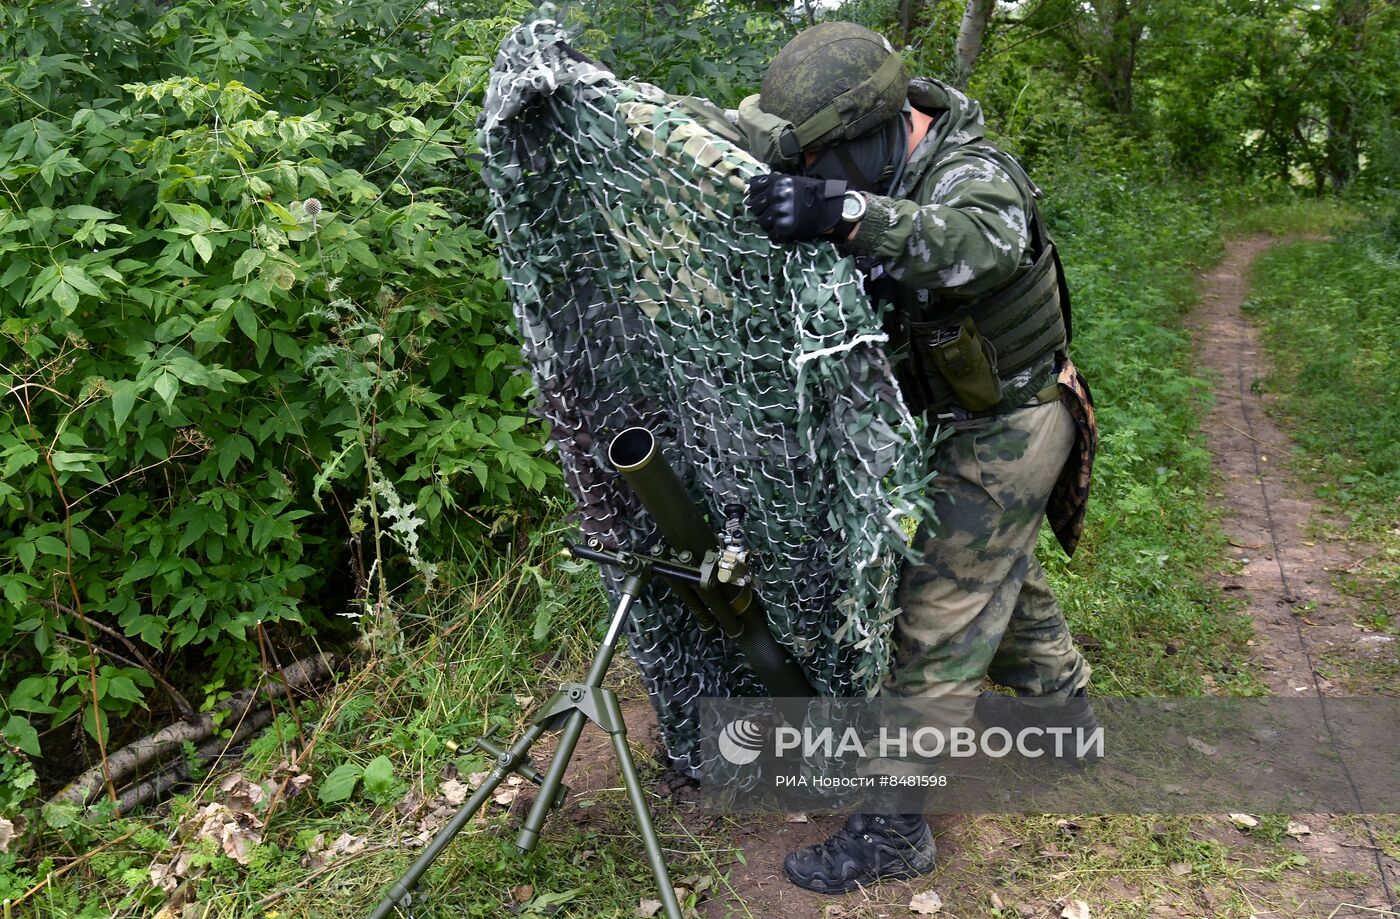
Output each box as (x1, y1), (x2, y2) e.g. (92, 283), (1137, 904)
(0, 0), (557, 800)
(876, 0), (1399, 190)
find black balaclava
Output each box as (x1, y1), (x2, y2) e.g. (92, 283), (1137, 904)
(802, 106), (910, 195)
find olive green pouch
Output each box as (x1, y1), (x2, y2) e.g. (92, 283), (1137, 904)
(924, 316), (1002, 411)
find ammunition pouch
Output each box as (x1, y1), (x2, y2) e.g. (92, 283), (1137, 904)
(920, 317), (1002, 412)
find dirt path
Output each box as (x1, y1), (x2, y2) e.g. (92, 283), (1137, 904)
(1189, 236), (1386, 697)
(1184, 235), (1397, 912)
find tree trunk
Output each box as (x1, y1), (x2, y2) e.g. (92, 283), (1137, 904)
(1324, 0), (1370, 191)
(953, 0), (997, 88)
(1097, 0), (1141, 115)
(899, 0), (915, 45)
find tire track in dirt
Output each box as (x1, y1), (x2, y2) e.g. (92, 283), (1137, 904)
(1188, 235), (1398, 914)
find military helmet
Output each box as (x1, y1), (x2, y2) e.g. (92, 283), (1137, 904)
(760, 22), (908, 153)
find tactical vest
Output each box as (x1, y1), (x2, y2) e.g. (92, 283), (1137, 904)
(884, 144), (1072, 417)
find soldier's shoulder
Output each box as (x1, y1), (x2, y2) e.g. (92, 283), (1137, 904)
(925, 143), (1037, 204)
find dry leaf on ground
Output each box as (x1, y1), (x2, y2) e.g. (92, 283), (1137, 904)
(636, 898), (663, 917)
(438, 778), (470, 806)
(218, 773), (266, 816)
(303, 831), (367, 870)
(269, 759), (312, 799)
(678, 874), (714, 896)
(1061, 899), (1091, 919)
(188, 802), (263, 865)
(1229, 813), (1260, 829)
(0, 817), (14, 853)
(1285, 821), (1312, 838)
(909, 889), (943, 914)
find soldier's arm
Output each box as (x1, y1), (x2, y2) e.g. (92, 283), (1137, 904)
(840, 152), (1032, 300)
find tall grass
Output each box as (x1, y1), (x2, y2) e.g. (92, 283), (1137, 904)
(1038, 176), (1256, 695)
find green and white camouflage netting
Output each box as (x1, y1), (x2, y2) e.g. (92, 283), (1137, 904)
(479, 16), (931, 774)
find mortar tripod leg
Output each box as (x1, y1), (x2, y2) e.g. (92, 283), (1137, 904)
(610, 730), (684, 919)
(516, 708), (587, 853)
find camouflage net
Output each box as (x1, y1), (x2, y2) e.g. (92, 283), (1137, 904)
(479, 15), (931, 774)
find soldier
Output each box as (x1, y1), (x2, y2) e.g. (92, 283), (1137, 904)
(738, 22), (1099, 893)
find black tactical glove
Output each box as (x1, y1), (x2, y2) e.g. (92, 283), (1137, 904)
(744, 174), (847, 244)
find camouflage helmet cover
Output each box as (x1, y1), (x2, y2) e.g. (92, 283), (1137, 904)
(759, 22), (908, 152)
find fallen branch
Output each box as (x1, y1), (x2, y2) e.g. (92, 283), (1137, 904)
(1221, 419), (1266, 444)
(111, 708), (276, 815)
(50, 653), (335, 807)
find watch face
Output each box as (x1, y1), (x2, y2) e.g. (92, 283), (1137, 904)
(842, 192), (865, 222)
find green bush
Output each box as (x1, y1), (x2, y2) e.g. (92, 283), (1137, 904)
(0, 0), (555, 805)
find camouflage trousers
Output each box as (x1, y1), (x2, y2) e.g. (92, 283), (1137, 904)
(884, 400), (1090, 699)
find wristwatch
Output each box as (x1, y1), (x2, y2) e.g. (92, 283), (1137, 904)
(840, 190), (867, 226)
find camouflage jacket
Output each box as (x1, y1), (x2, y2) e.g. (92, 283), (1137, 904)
(843, 79), (1036, 311)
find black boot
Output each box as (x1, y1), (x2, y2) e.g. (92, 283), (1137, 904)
(783, 813), (936, 893)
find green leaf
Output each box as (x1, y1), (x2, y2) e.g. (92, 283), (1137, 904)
(191, 234), (213, 263)
(362, 755), (394, 798)
(63, 266), (102, 297)
(532, 594), (560, 645)
(42, 801), (78, 829)
(104, 675), (143, 704)
(82, 704), (110, 746)
(34, 535), (68, 557)
(318, 762), (363, 803)
(51, 280), (78, 314)
(69, 526), (91, 558)
(51, 451), (99, 472)
(111, 380), (136, 430)
(3, 576), (29, 608)
(528, 889), (580, 909)
(153, 372), (178, 408)
(166, 202), (217, 232)
(10, 676), (55, 713)
(232, 301), (258, 341)
(232, 248), (265, 279)
(4, 714), (41, 756)
(60, 204), (117, 221)
(0, 257), (29, 289)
